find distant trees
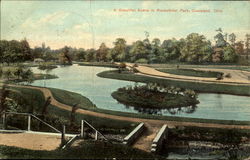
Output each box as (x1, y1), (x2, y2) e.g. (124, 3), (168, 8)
(0, 39), (32, 64)
(0, 29), (247, 65)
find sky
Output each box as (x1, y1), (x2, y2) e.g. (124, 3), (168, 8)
(1, 0), (250, 49)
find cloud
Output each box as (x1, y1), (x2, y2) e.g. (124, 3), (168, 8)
(38, 11), (69, 24)
(73, 23), (90, 30)
(21, 11), (69, 29)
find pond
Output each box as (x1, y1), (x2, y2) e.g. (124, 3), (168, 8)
(31, 64), (250, 121)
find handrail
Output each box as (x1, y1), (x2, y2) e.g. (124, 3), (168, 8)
(83, 120), (108, 141)
(1, 112), (61, 133)
(31, 115), (61, 133)
(61, 135), (79, 149)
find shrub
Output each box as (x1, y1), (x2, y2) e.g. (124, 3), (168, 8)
(216, 73), (224, 80)
(135, 58), (148, 64)
(225, 73), (232, 78)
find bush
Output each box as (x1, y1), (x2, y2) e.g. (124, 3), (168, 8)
(135, 58), (148, 64)
(216, 73), (224, 80)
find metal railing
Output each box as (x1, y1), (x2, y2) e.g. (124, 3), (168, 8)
(1, 112), (61, 133)
(0, 112), (109, 149)
(80, 120), (108, 141)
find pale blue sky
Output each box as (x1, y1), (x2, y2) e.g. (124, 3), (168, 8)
(1, 1), (250, 49)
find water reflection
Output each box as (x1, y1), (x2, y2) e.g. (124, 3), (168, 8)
(124, 105), (198, 115)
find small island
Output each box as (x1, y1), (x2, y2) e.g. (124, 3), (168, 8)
(112, 83), (200, 109)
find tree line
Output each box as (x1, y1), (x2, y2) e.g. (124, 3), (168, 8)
(1, 29), (249, 64)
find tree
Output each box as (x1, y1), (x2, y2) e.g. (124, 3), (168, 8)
(229, 33), (236, 45)
(180, 33), (212, 63)
(20, 39), (32, 61)
(0, 84), (9, 113)
(214, 32), (227, 47)
(96, 43), (108, 62)
(110, 38), (127, 62)
(161, 39), (181, 62)
(75, 48), (86, 61)
(4, 69), (12, 80)
(0, 67), (2, 78)
(20, 68), (34, 84)
(234, 41), (244, 55)
(41, 96), (51, 115)
(70, 103), (79, 128)
(245, 34), (250, 59)
(129, 40), (148, 63)
(14, 65), (24, 80)
(60, 46), (72, 65)
(223, 45), (238, 62)
(85, 49), (96, 62)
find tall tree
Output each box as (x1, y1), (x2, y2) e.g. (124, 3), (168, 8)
(110, 38), (127, 62)
(229, 33), (236, 45)
(223, 45), (238, 62)
(60, 46), (72, 65)
(180, 33), (212, 63)
(85, 49), (96, 62)
(214, 32), (227, 47)
(20, 39), (32, 61)
(129, 40), (148, 63)
(245, 34), (250, 59)
(96, 43), (108, 62)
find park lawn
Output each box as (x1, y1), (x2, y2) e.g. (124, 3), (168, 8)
(157, 68), (222, 78)
(0, 140), (164, 159)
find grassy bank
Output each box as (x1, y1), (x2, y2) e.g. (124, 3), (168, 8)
(157, 68), (222, 78)
(49, 87), (96, 109)
(97, 70), (250, 96)
(4, 85), (137, 134)
(169, 126), (250, 144)
(77, 62), (118, 68)
(0, 141), (163, 159)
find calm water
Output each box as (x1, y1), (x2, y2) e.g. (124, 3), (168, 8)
(31, 64), (250, 121)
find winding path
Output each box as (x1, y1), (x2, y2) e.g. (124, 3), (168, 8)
(124, 63), (250, 85)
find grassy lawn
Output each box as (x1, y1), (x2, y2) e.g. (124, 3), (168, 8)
(48, 87), (96, 109)
(157, 68), (222, 78)
(143, 63), (250, 71)
(97, 70), (250, 96)
(0, 140), (163, 159)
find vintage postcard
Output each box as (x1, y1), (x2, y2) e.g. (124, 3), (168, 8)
(0, 0), (250, 159)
